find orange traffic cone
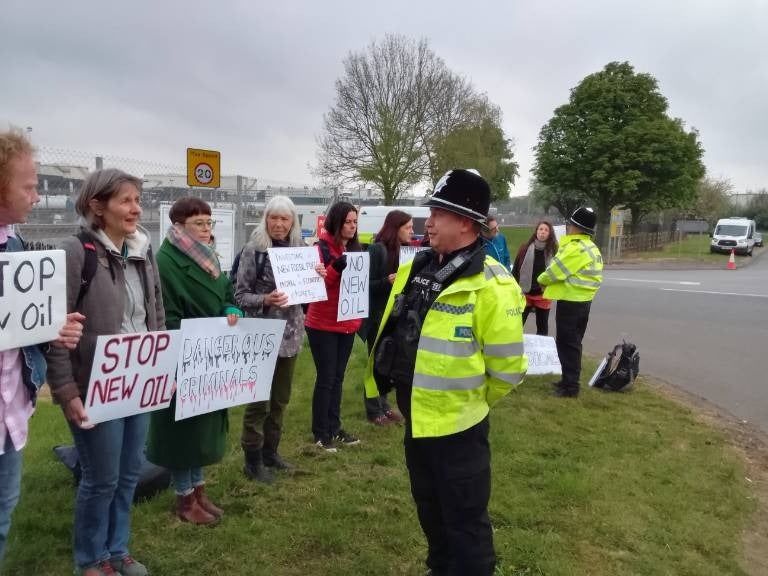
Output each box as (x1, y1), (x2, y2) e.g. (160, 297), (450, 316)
(727, 249), (737, 270)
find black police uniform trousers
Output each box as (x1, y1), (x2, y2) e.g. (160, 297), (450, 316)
(403, 415), (495, 576)
(555, 300), (592, 391)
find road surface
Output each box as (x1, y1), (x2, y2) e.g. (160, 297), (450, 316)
(527, 254), (768, 432)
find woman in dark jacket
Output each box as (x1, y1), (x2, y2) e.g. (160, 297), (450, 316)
(512, 221), (558, 335)
(235, 195), (306, 483)
(362, 210), (412, 425)
(46, 169), (164, 576)
(304, 201), (363, 451)
(146, 197), (242, 526)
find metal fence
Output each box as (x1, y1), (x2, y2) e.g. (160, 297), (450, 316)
(21, 147), (341, 259)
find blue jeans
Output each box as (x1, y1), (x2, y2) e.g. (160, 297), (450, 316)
(171, 467), (204, 496)
(0, 436), (23, 568)
(306, 328), (355, 443)
(69, 413), (149, 569)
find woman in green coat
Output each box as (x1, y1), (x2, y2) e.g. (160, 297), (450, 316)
(146, 197), (242, 525)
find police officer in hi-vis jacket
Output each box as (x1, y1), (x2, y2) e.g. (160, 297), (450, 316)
(365, 169), (527, 576)
(538, 207), (603, 398)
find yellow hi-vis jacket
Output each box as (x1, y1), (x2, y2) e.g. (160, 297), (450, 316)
(365, 255), (528, 438)
(537, 233), (603, 302)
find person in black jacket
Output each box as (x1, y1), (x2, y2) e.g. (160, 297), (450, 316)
(361, 210), (412, 425)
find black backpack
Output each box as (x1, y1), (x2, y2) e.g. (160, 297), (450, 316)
(53, 445), (170, 502)
(229, 248), (267, 283)
(593, 341), (640, 392)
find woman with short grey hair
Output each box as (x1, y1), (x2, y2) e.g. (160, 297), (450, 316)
(235, 195), (306, 482)
(46, 168), (164, 576)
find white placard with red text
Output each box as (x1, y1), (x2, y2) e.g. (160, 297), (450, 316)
(174, 317), (286, 421)
(85, 330), (182, 424)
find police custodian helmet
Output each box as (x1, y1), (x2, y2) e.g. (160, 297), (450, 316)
(569, 206), (597, 235)
(423, 169), (491, 228)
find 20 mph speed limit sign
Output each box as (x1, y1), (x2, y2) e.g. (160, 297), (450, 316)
(186, 148), (221, 188)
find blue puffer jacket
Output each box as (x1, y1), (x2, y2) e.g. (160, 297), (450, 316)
(2, 235), (47, 404)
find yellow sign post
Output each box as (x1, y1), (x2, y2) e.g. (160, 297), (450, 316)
(186, 148), (221, 188)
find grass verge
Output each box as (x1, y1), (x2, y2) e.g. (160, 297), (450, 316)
(5, 341), (757, 576)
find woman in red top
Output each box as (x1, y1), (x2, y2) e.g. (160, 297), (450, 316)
(305, 202), (363, 451)
(513, 221), (558, 335)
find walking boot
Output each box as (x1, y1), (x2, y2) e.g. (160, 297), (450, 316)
(193, 484), (224, 518)
(553, 383), (579, 398)
(175, 493), (218, 525)
(263, 448), (295, 471)
(243, 449), (275, 484)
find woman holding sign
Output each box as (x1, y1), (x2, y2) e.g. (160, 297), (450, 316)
(45, 169), (165, 576)
(512, 221), (558, 336)
(146, 197), (242, 526)
(305, 201), (363, 452)
(235, 195), (306, 483)
(361, 210), (412, 426)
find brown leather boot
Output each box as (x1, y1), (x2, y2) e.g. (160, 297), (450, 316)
(194, 485), (223, 518)
(175, 492), (217, 525)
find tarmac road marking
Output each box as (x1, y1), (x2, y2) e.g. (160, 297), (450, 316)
(661, 288), (768, 298)
(606, 277), (701, 286)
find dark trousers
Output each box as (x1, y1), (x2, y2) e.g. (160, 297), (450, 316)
(555, 300), (592, 390)
(522, 305), (550, 335)
(404, 417), (496, 576)
(363, 333), (392, 419)
(306, 328), (355, 443)
(241, 355), (298, 455)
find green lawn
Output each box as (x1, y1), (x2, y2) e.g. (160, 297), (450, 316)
(627, 233), (728, 262)
(499, 226), (534, 259)
(5, 340), (756, 576)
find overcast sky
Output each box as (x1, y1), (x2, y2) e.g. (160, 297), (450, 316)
(2, 0), (766, 195)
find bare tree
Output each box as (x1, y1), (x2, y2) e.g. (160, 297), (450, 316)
(316, 35), (513, 205)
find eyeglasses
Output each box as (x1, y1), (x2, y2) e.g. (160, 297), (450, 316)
(189, 219), (216, 229)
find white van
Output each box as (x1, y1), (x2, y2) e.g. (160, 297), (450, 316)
(710, 217), (757, 256)
(356, 205), (431, 244)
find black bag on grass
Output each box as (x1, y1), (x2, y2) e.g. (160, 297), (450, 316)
(53, 445), (171, 502)
(593, 341), (640, 392)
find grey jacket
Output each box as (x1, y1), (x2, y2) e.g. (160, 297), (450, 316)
(234, 242), (304, 357)
(45, 226), (165, 405)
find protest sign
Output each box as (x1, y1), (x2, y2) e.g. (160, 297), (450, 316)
(85, 330), (182, 424)
(523, 334), (562, 375)
(175, 317), (286, 420)
(337, 251), (369, 321)
(268, 246), (327, 305)
(0, 249), (67, 351)
(553, 225), (567, 242)
(399, 245), (429, 266)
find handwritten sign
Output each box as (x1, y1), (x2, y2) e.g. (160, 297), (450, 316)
(175, 317), (286, 420)
(85, 330), (182, 424)
(337, 252), (369, 321)
(523, 334), (562, 375)
(399, 246), (429, 266)
(553, 225), (567, 242)
(267, 246), (327, 305)
(0, 250), (67, 351)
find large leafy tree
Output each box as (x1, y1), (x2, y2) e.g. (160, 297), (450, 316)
(533, 61), (705, 247)
(317, 35), (516, 204)
(432, 114), (519, 201)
